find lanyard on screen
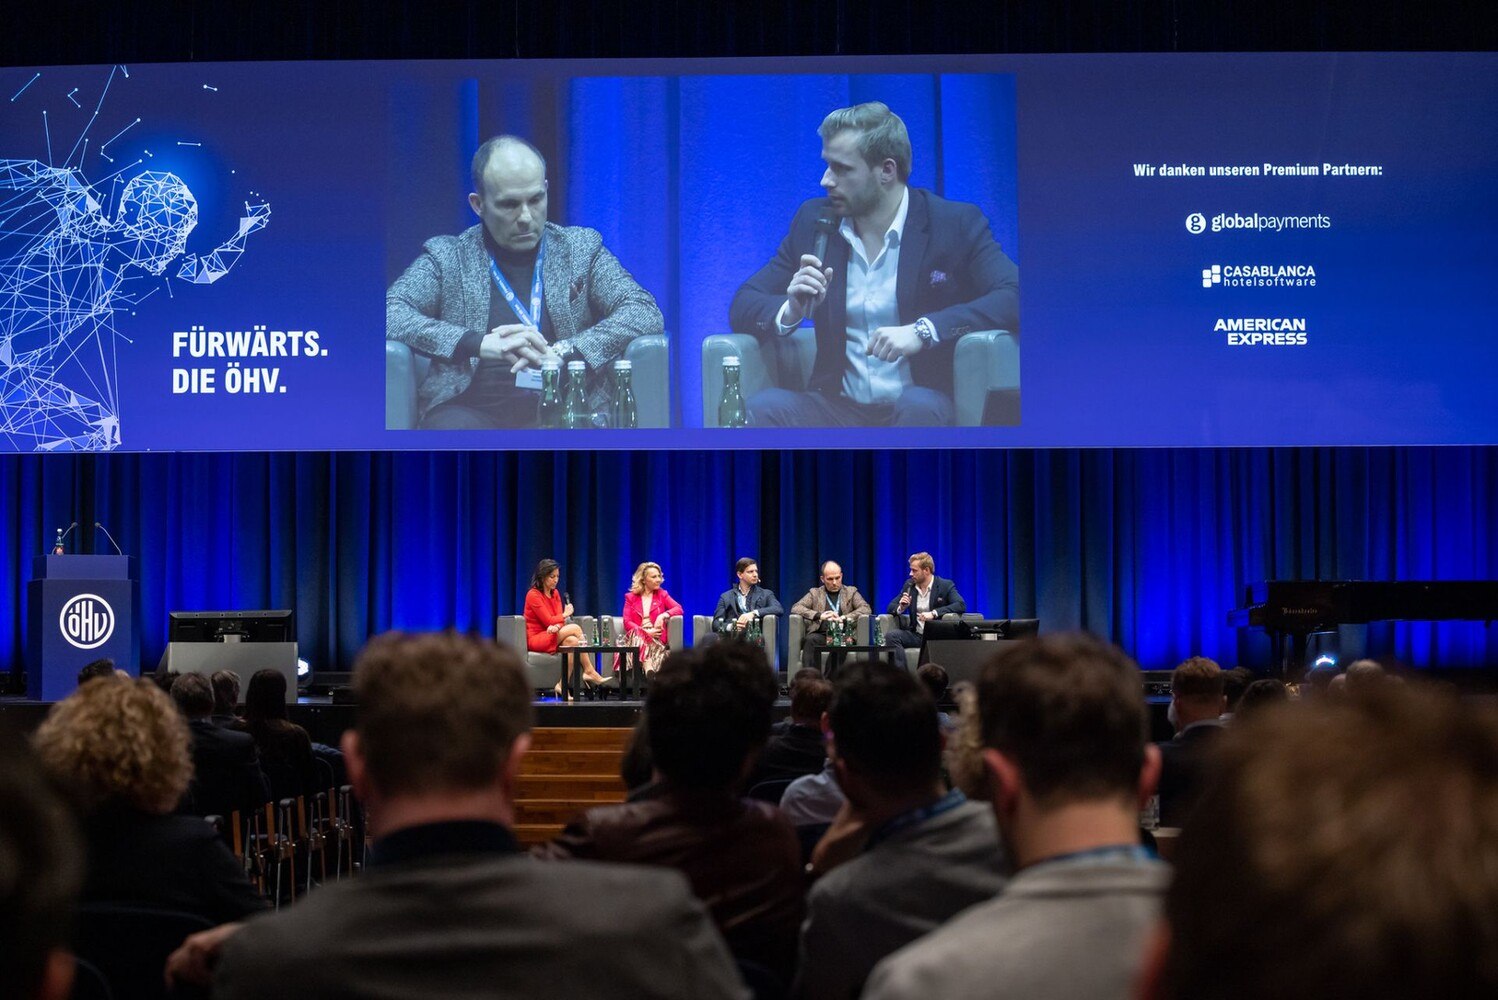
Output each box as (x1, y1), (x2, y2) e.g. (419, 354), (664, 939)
(488, 241), (545, 328)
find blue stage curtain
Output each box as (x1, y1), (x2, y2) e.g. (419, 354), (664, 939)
(2, 447), (1496, 674)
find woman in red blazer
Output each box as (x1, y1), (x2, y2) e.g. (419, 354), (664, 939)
(622, 561), (684, 674)
(525, 559), (602, 689)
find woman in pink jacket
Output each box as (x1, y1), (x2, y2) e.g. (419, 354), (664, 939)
(622, 561), (683, 674)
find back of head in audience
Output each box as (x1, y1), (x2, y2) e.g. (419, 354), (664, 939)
(828, 660), (942, 803)
(788, 670), (833, 725)
(1169, 655), (1225, 731)
(916, 662), (949, 704)
(978, 633), (1153, 813)
(169, 672), (214, 719)
(210, 669), (241, 717)
(1221, 667), (1253, 713)
(33, 678), (192, 816)
(348, 631), (533, 811)
(1344, 658), (1386, 690)
(1234, 678), (1289, 720)
(243, 669), (290, 729)
(646, 641), (776, 791)
(0, 725), (83, 1000)
(75, 657), (116, 687)
(1145, 684), (1498, 999)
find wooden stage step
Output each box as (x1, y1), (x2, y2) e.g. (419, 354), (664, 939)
(512, 727), (632, 848)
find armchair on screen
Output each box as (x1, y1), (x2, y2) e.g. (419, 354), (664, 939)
(691, 614), (780, 676)
(700, 329), (1019, 427)
(876, 612), (985, 674)
(787, 613), (870, 676)
(387, 334), (672, 430)
(495, 614), (599, 694)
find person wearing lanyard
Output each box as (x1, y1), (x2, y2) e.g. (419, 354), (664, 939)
(709, 557), (785, 638)
(863, 633), (1170, 1000)
(386, 135), (663, 429)
(789, 560), (872, 672)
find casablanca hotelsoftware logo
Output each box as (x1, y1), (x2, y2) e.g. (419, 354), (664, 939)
(1202, 264), (1317, 288)
(60, 593), (115, 649)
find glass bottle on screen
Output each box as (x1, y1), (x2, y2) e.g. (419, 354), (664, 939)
(719, 356), (748, 428)
(563, 360), (589, 429)
(611, 359), (638, 429)
(537, 359), (563, 429)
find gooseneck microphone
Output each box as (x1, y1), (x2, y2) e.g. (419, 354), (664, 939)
(95, 522), (124, 556)
(52, 522), (78, 555)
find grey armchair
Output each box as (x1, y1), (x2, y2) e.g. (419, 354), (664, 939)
(691, 614), (779, 674)
(388, 334), (671, 430)
(495, 614), (599, 693)
(701, 330), (1018, 427)
(876, 612), (985, 673)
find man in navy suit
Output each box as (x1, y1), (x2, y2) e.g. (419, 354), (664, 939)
(884, 551), (966, 652)
(730, 102), (1019, 427)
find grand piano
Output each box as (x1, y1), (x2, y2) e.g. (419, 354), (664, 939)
(1229, 580), (1498, 677)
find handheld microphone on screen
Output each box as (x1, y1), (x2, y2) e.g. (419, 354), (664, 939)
(811, 205), (838, 267)
(52, 522), (78, 555)
(95, 522), (124, 556)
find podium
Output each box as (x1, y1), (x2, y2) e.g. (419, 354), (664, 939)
(27, 555), (139, 701)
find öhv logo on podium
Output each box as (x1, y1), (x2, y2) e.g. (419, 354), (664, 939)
(60, 594), (115, 650)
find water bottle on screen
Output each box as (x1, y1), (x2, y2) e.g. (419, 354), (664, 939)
(718, 356), (748, 428)
(611, 359), (638, 429)
(537, 358), (563, 429)
(562, 360), (589, 429)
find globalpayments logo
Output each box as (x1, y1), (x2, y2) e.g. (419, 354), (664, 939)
(59, 593), (115, 650)
(1186, 212), (1332, 234)
(1202, 264), (1318, 288)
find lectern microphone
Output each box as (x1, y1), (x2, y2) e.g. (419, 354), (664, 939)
(52, 522), (78, 555)
(95, 522), (124, 556)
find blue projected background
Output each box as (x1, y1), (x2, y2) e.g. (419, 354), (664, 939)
(2, 54), (1495, 452)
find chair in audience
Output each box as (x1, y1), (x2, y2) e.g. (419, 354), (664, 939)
(736, 957), (788, 1000)
(746, 777), (795, 805)
(71, 957), (114, 1000)
(74, 903), (214, 1000)
(701, 329), (1020, 427)
(387, 334), (672, 429)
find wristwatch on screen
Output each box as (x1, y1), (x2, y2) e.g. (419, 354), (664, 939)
(914, 317), (938, 348)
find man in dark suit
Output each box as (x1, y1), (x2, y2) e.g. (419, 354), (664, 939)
(730, 101), (1019, 427)
(170, 673), (265, 820)
(1154, 656), (1227, 828)
(165, 631), (746, 999)
(883, 552), (966, 652)
(711, 556), (786, 635)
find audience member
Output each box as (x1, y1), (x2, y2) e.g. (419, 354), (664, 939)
(792, 662), (1006, 999)
(242, 669), (318, 801)
(944, 683), (984, 798)
(1138, 684), (1498, 999)
(779, 758), (845, 828)
(1155, 655), (1225, 827)
(1343, 657), (1387, 690)
(772, 668), (824, 735)
(210, 670), (242, 727)
(538, 641), (803, 986)
(747, 670), (831, 790)
(865, 633), (1167, 1000)
(917, 662), (953, 731)
(1234, 677), (1289, 719)
(618, 714), (654, 792)
(170, 673), (266, 820)
(75, 657), (116, 687)
(168, 630), (746, 999)
(1220, 666), (1253, 718)
(32, 677), (266, 924)
(0, 724), (83, 1000)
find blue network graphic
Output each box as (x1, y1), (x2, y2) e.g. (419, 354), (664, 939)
(0, 66), (269, 451)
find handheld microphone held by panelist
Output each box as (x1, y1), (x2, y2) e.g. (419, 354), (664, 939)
(785, 206), (840, 326)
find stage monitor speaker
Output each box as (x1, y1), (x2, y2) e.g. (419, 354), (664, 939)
(921, 637), (1028, 687)
(157, 641), (298, 703)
